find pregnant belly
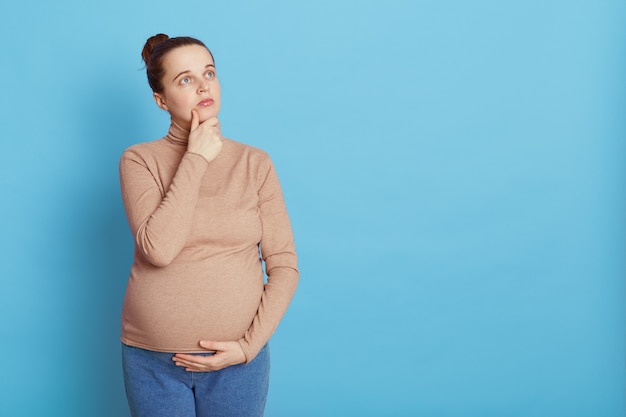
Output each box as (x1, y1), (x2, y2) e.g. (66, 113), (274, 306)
(121, 262), (264, 352)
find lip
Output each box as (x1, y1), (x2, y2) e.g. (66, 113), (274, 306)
(197, 98), (214, 107)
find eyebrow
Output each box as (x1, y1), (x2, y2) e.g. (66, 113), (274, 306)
(172, 64), (216, 82)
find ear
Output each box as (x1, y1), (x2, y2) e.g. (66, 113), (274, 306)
(153, 92), (168, 111)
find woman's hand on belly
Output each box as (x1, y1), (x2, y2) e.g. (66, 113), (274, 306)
(172, 340), (246, 372)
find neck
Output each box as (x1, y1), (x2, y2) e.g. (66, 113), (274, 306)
(166, 119), (190, 145)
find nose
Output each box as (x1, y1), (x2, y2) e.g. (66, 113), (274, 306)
(198, 79), (210, 94)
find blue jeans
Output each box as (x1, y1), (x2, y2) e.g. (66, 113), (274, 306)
(122, 343), (270, 417)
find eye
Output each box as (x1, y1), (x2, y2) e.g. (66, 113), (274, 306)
(205, 70), (215, 78)
(180, 77), (191, 85)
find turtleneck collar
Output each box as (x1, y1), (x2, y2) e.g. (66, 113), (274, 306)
(165, 119), (190, 146)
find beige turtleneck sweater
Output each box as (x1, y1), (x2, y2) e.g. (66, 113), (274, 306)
(119, 122), (298, 363)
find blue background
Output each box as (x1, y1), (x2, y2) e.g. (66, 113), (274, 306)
(1, 0), (624, 416)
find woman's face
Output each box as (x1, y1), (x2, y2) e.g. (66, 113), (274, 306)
(153, 44), (221, 130)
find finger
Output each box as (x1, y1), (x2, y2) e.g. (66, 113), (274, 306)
(173, 357), (209, 371)
(199, 340), (223, 351)
(175, 361), (209, 372)
(173, 353), (196, 362)
(173, 356), (200, 369)
(199, 117), (219, 127)
(173, 355), (220, 371)
(173, 359), (196, 370)
(190, 109), (199, 131)
(174, 351), (221, 365)
(174, 353), (209, 364)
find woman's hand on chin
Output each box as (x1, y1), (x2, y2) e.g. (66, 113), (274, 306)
(187, 109), (223, 163)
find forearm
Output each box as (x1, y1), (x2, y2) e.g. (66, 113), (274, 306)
(238, 265), (299, 363)
(236, 156), (299, 362)
(120, 151), (209, 266)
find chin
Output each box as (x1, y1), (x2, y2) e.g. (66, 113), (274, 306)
(200, 109), (220, 120)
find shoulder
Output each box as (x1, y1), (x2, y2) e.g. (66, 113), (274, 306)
(223, 138), (269, 158)
(222, 139), (277, 185)
(120, 138), (171, 163)
(223, 138), (273, 167)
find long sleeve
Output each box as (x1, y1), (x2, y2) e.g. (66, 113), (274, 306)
(119, 149), (209, 267)
(238, 158), (299, 362)
(121, 135), (298, 354)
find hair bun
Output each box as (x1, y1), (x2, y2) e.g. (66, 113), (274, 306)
(141, 33), (170, 66)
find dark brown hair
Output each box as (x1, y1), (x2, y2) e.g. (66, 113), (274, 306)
(141, 34), (214, 93)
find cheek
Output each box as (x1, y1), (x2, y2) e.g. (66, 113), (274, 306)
(170, 95), (194, 113)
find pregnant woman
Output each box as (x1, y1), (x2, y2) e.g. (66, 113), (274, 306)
(118, 33), (299, 417)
